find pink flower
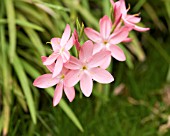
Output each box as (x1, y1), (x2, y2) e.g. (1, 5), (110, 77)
(64, 40), (114, 97)
(110, 0), (150, 32)
(33, 57), (75, 106)
(84, 15), (131, 68)
(43, 24), (74, 78)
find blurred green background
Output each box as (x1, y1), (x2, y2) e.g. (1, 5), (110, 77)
(0, 0), (170, 135)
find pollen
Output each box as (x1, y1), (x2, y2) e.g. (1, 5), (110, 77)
(60, 74), (65, 79)
(82, 66), (87, 70)
(103, 41), (108, 45)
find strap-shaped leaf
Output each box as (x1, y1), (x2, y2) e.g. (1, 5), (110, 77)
(13, 55), (37, 124)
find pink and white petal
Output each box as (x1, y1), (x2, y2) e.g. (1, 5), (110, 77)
(99, 15), (112, 39)
(122, 37), (132, 43)
(84, 28), (101, 43)
(120, 0), (127, 15)
(90, 68), (114, 83)
(52, 56), (63, 78)
(126, 15), (141, 24)
(64, 70), (81, 87)
(60, 24), (71, 46)
(134, 25), (150, 32)
(114, 2), (122, 26)
(61, 50), (70, 63)
(43, 52), (59, 65)
(61, 67), (69, 75)
(65, 34), (74, 50)
(33, 74), (59, 88)
(80, 73), (93, 97)
(92, 43), (103, 54)
(109, 26), (131, 44)
(99, 55), (111, 69)
(64, 86), (75, 102)
(64, 56), (82, 70)
(79, 40), (94, 61)
(88, 50), (111, 68)
(53, 83), (63, 106)
(109, 45), (126, 61)
(51, 38), (61, 51)
(41, 56), (55, 72)
(123, 19), (135, 28)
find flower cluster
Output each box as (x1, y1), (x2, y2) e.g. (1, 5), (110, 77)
(33, 0), (149, 106)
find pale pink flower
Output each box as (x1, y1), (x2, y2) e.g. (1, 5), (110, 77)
(84, 15), (131, 69)
(64, 40), (114, 97)
(43, 24), (74, 78)
(33, 57), (75, 106)
(110, 0), (150, 32)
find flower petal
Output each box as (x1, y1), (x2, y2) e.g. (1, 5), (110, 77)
(109, 45), (126, 61)
(80, 73), (93, 97)
(92, 43), (103, 54)
(52, 56), (63, 78)
(64, 70), (81, 87)
(41, 56), (55, 72)
(88, 50), (111, 68)
(89, 68), (114, 83)
(134, 25), (150, 32)
(120, 0), (127, 15)
(126, 15), (141, 24)
(43, 52), (59, 65)
(109, 26), (131, 45)
(65, 34), (74, 50)
(64, 56), (82, 70)
(84, 27), (101, 43)
(53, 83), (63, 106)
(99, 15), (112, 39)
(79, 40), (94, 61)
(99, 55), (111, 69)
(60, 24), (71, 46)
(51, 38), (61, 51)
(122, 37), (132, 43)
(64, 86), (75, 102)
(61, 50), (70, 63)
(33, 74), (59, 88)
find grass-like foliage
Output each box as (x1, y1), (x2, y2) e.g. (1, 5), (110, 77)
(0, 0), (170, 135)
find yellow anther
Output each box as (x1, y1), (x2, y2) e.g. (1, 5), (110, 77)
(46, 42), (51, 44)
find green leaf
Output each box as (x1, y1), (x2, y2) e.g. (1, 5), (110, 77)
(129, 32), (146, 61)
(119, 44), (134, 69)
(0, 16), (11, 136)
(0, 19), (44, 31)
(13, 54), (37, 124)
(13, 79), (28, 112)
(33, 0), (70, 12)
(167, 65), (170, 82)
(59, 99), (84, 132)
(17, 14), (45, 56)
(0, 115), (3, 134)
(5, 0), (16, 63)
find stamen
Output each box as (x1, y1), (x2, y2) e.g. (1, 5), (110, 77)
(134, 12), (140, 17)
(46, 42), (51, 44)
(82, 66), (87, 70)
(60, 74), (65, 79)
(127, 4), (131, 11)
(103, 41), (108, 45)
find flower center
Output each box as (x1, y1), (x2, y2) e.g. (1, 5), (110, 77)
(82, 65), (87, 70)
(103, 41), (108, 45)
(59, 47), (65, 54)
(60, 74), (65, 79)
